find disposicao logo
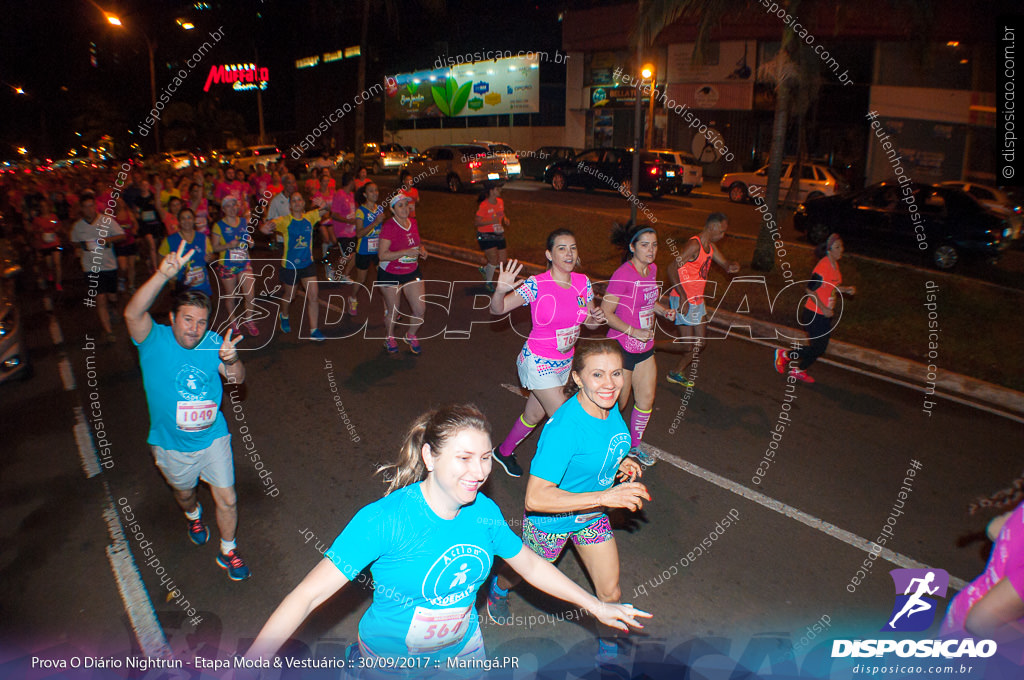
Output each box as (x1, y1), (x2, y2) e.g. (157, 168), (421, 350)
(883, 568), (949, 632)
(831, 568), (997, 660)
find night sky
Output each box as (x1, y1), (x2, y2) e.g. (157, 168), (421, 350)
(0, 0), (573, 159)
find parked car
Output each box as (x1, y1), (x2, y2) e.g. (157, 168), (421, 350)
(544, 148), (683, 199)
(472, 141), (521, 178)
(359, 143), (409, 173)
(160, 150), (195, 170)
(401, 144), (507, 193)
(649, 149), (703, 194)
(721, 161), (847, 203)
(232, 145), (282, 171)
(520, 146), (578, 180)
(0, 238), (29, 385)
(938, 181), (1023, 241)
(793, 182), (1012, 270)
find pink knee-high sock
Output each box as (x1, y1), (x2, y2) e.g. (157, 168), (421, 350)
(498, 414), (537, 457)
(629, 406), (652, 448)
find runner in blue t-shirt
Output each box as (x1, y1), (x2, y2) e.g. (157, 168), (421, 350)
(486, 340), (652, 666)
(349, 181), (385, 316)
(124, 239), (251, 581)
(246, 404), (649, 672)
(157, 208), (213, 295)
(259, 191), (329, 341)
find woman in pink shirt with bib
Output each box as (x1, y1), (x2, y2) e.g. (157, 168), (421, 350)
(378, 193), (428, 355)
(488, 229), (606, 477)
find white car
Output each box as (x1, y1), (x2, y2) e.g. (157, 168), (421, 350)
(650, 149), (703, 194)
(232, 145), (282, 171)
(938, 181), (1023, 241)
(473, 141), (521, 178)
(721, 161), (846, 204)
(161, 150), (194, 170)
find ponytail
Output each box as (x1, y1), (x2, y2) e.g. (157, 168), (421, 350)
(378, 404), (491, 495)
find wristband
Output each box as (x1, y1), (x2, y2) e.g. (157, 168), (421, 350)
(222, 354), (239, 365)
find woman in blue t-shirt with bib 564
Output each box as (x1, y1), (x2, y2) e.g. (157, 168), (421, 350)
(246, 404), (649, 673)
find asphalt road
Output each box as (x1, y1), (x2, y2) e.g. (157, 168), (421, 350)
(2, 240), (1022, 679)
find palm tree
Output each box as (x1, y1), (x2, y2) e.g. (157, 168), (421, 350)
(632, 0), (804, 272)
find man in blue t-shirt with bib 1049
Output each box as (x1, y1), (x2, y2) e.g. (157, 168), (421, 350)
(124, 239), (251, 581)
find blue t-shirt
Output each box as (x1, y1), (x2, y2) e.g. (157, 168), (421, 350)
(527, 396), (631, 534)
(134, 323), (228, 451)
(160, 232), (212, 295)
(355, 205), (384, 255)
(271, 209), (319, 269)
(326, 483), (522, 660)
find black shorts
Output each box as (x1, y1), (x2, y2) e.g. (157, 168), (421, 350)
(355, 253), (379, 271)
(621, 346), (655, 371)
(336, 237), (357, 256)
(477, 233), (507, 251)
(114, 242), (138, 257)
(88, 269), (118, 295)
(279, 263), (317, 286)
(138, 222), (165, 240)
(376, 266), (421, 287)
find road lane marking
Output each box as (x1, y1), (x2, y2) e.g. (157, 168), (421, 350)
(53, 313), (172, 657)
(73, 406), (101, 478)
(638, 442), (969, 591)
(101, 486), (173, 658)
(58, 358), (75, 391)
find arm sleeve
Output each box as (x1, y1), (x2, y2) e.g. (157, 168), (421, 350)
(324, 504), (386, 581)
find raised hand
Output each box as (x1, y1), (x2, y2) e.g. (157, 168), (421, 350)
(496, 259), (524, 293)
(219, 328), (243, 363)
(159, 239), (195, 280)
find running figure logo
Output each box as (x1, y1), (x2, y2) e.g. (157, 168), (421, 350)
(882, 568), (949, 632)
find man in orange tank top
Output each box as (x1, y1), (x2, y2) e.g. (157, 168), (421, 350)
(664, 213), (739, 387)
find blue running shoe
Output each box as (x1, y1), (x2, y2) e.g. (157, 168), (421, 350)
(216, 549), (251, 581)
(279, 314), (291, 333)
(628, 446), (656, 467)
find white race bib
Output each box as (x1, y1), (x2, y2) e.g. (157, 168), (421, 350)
(640, 308), (654, 330)
(555, 325), (581, 354)
(228, 247), (247, 261)
(176, 400), (217, 431)
(141, 210), (156, 222)
(367, 237), (379, 252)
(493, 223), (504, 234)
(398, 254), (418, 264)
(184, 265), (206, 286)
(404, 605), (471, 655)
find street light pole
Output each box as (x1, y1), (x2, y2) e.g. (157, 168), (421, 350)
(630, 47), (643, 226)
(146, 35), (159, 154)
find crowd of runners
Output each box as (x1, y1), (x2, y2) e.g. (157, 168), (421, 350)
(1, 157), (884, 676)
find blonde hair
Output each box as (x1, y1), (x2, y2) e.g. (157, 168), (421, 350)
(378, 404), (491, 495)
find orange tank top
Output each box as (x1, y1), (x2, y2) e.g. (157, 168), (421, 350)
(676, 235), (713, 305)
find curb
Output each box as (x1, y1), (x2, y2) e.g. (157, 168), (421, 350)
(422, 239), (1024, 422)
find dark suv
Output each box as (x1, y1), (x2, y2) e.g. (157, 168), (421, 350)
(544, 148), (683, 198)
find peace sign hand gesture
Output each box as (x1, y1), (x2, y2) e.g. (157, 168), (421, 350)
(158, 239), (194, 280)
(219, 328), (243, 364)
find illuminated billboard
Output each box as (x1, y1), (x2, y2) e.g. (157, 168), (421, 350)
(385, 54), (540, 121)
